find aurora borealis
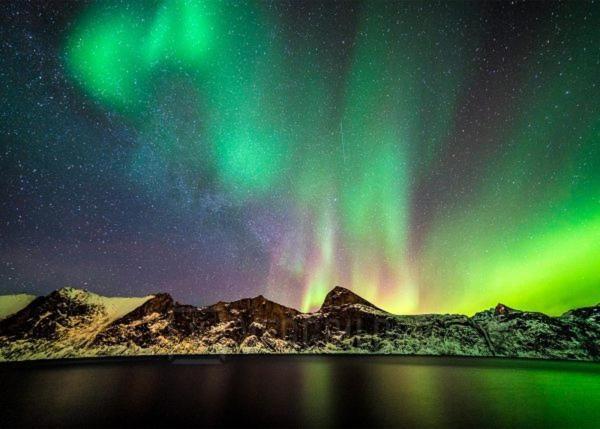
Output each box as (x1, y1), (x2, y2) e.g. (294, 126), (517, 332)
(1, 1), (599, 315)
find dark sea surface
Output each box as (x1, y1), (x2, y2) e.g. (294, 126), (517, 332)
(0, 356), (598, 428)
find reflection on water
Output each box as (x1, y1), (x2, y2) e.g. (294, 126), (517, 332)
(2, 356), (599, 428)
(297, 358), (600, 428)
(365, 361), (600, 428)
(302, 360), (333, 428)
(368, 364), (446, 427)
(463, 364), (600, 427)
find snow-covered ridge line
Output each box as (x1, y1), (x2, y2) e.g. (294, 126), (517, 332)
(0, 286), (598, 361)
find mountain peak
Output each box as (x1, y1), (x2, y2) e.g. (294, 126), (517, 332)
(494, 303), (522, 316)
(321, 286), (383, 311)
(215, 294), (298, 314)
(51, 287), (98, 304)
(55, 286), (88, 297)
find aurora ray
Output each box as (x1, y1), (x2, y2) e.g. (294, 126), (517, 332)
(1, 0), (599, 315)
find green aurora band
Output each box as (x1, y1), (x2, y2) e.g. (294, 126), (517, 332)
(64, 1), (600, 314)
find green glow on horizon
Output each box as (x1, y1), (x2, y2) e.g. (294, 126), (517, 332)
(419, 6), (600, 315)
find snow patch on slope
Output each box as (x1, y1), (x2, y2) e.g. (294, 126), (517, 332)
(98, 296), (155, 323)
(56, 287), (153, 323)
(0, 295), (36, 320)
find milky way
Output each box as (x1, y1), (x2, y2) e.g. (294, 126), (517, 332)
(1, 1), (599, 314)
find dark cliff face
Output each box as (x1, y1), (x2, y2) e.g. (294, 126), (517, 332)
(0, 286), (599, 361)
(295, 304), (391, 345)
(206, 295), (300, 339)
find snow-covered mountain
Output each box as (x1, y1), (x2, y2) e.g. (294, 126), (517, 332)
(0, 286), (598, 361)
(0, 288), (152, 360)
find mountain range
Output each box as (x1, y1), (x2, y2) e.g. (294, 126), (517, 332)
(0, 286), (598, 361)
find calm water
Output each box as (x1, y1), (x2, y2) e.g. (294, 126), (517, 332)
(0, 356), (599, 428)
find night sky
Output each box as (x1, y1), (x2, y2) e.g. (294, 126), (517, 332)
(1, 1), (599, 315)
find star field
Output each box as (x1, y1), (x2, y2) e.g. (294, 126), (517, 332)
(1, 0), (599, 314)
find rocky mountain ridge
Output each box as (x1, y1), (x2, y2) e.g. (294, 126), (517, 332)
(0, 286), (598, 361)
